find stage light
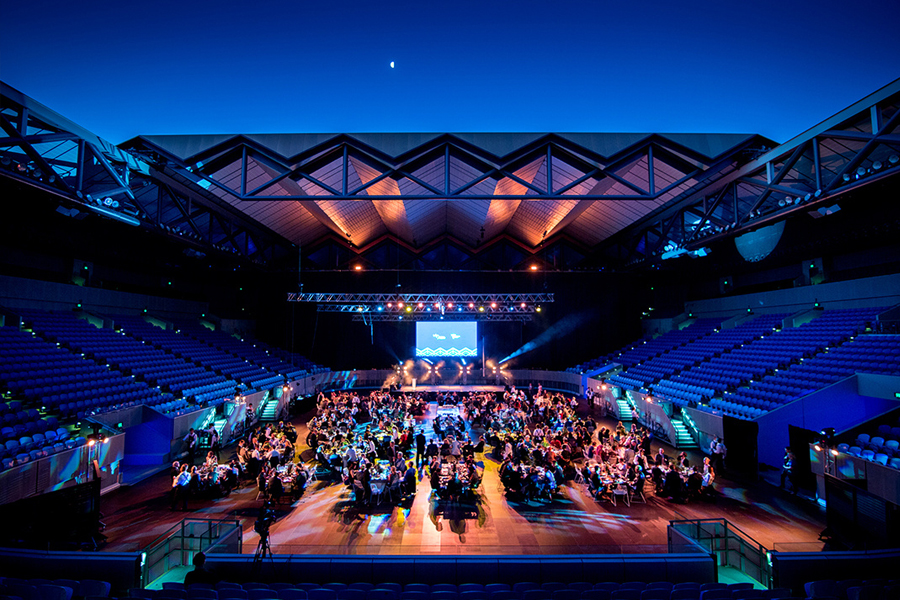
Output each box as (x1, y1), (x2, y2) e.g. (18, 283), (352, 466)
(490, 302), (497, 309)
(830, 449), (839, 456)
(88, 439), (96, 447)
(536, 306), (542, 312)
(856, 167), (866, 177)
(520, 303), (526, 308)
(387, 303), (393, 308)
(468, 303), (474, 308)
(842, 173), (851, 182)
(418, 302), (424, 309)
(457, 307), (462, 311)
(434, 303), (440, 308)
(397, 302), (404, 308)
(447, 302), (453, 309)
(530, 265), (538, 271)
(889, 154), (899, 165)
(405, 306), (412, 313)
(377, 306), (384, 311)
(814, 444), (822, 452)
(354, 265), (362, 271)
(478, 306), (485, 312)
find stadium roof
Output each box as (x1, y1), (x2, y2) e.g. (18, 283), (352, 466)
(125, 131), (765, 255)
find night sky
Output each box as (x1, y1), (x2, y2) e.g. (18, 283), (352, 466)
(1, 0), (897, 145)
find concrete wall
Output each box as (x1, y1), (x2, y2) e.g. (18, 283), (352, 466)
(755, 375), (900, 468)
(686, 273), (900, 319)
(0, 274), (206, 317)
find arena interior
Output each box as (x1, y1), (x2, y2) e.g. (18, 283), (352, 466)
(1, 78), (899, 597)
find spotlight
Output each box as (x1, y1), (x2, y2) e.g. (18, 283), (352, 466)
(889, 154), (899, 165)
(536, 305), (542, 312)
(842, 173), (851, 182)
(830, 449), (839, 456)
(520, 303), (526, 308)
(354, 265), (362, 271)
(530, 265), (538, 271)
(490, 302), (497, 309)
(469, 303), (474, 308)
(405, 306), (412, 313)
(873, 161), (882, 170)
(478, 306), (485, 312)
(377, 306), (384, 311)
(387, 303), (393, 308)
(434, 303), (440, 309)
(856, 167), (866, 177)
(447, 302), (453, 309)
(814, 444), (822, 452)
(398, 302), (404, 308)
(418, 302), (424, 309)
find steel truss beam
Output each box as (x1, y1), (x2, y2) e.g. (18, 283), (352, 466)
(288, 293), (554, 303)
(129, 133), (746, 203)
(597, 79), (900, 266)
(0, 82), (295, 267)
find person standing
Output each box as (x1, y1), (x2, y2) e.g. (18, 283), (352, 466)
(780, 447), (795, 493)
(713, 437), (727, 475)
(415, 429), (427, 467)
(208, 426), (220, 462)
(184, 428), (198, 466)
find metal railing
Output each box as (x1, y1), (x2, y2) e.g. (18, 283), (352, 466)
(668, 518), (771, 587)
(141, 518), (242, 586)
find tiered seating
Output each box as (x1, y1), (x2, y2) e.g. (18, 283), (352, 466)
(19, 310), (200, 414)
(710, 313), (892, 419)
(802, 578), (900, 600)
(840, 415), (900, 470)
(111, 316), (242, 403)
(614, 319), (721, 368)
(0, 323), (168, 419)
(621, 314), (789, 388)
(172, 320), (307, 381)
(120, 318), (282, 392)
(249, 338), (326, 374)
(0, 577), (111, 600)
(132, 582), (775, 600)
(606, 319), (722, 389)
(664, 308), (885, 418)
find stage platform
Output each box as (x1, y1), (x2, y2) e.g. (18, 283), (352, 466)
(399, 385), (505, 393)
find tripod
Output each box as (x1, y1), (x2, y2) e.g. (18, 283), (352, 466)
(253, 530), (273, 568)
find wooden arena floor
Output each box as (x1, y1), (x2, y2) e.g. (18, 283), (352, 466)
(100, 399), (827, 555)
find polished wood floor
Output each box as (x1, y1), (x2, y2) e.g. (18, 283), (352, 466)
(100, 399), (827, 555)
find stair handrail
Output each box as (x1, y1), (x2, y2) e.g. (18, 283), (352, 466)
(668, 518), (771, 587)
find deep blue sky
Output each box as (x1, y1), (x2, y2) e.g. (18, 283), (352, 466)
(1, 0), (897, 145)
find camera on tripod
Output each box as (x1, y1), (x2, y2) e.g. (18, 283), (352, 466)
(254, 503), (276, 538)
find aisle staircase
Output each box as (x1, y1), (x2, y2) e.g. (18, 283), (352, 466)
(671, 416), (698, 449)
(616, 398), (634, 422)
(259, 397), (279, 422)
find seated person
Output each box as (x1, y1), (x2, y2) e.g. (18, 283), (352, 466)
(184, 551), (217, 585)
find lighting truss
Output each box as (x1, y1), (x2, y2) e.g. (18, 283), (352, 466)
(287, 293), (554, 303)
(288, 292), (553, 322)
(351, 312), (534, 322)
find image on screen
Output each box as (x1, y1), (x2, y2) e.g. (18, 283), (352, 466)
(415, 322), (477, 357)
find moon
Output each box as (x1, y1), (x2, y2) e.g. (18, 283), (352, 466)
(390, 61), (395, 68)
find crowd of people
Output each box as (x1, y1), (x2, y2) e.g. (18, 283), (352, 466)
(171, 418), (302, 510)
(169, 385), (725, 512)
